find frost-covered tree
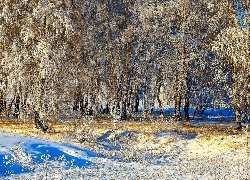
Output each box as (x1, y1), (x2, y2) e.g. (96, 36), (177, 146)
(1, 0), (248, 129)
(212, 0), (249, 128)
(0, 0), (91, 129)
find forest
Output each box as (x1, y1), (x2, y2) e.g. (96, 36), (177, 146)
(0, 0), (249, 130)
(1, 0), (250, 179)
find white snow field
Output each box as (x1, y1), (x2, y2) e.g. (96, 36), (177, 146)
(0, 131), (250, 179)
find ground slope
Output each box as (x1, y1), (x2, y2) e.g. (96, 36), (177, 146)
(0, 117), (250, 179)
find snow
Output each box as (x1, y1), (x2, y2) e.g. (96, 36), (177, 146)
(0, 133), (94, 177)
(156, 131), (197, 141)
(0, 127), (250, 179)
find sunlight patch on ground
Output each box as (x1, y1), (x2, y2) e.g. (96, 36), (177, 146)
(0, 118), (248, 159)
(1, 118), (250, 179)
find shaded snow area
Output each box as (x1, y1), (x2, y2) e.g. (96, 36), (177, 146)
(0, 132), (250, 179)
(0, 133), (94, 179)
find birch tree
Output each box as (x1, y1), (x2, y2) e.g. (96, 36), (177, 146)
(212, 0), (249, 128)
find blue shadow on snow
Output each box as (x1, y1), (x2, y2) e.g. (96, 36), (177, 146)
(0, 154), (32, 177)
(30, 143), (93, 168)
(0, 143), (94, 177)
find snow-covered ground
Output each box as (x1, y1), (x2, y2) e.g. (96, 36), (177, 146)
(0, 109), (249, 179)
(0, 129), (250, 179)
(0, 133), (98, 178)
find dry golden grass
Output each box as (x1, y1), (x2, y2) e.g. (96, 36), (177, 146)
(0, 117), (249, 158)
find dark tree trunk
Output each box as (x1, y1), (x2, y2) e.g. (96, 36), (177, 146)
(7, 97), (15, 118)
(73, 96), (79, 111)
(143, 83), (147, 114)
(234, 105), (242, 129)
(102, 101), (110, 114)
(119, 1), (133, 120)
(127, 85), (133, 113)
(13, 95), (20, 119)
(22, 88), (29, 118)
(184, 97), (189, 121)
(34, 111), (48, 132)
(0, 91), (6, 114)
(241, 97), (249, 123)
(134, 89), (139, 113)
(73, 86), (81, 111)
(184, 73), (191, 121)
(114, 83), (122, 115)
(73, 99), (78, 111)
(121, 99), (127, 120)
(121, 75), (128, 120)
(34, 111), (40, 128)
(80, 97), (88, 115)
(35, 78), (48, 131)
(79, 98), (84, 113)
(120, 41), (131, 120)
(89, 92), (97, 116)
(174, 92), (181, 121)
(156, 80), (163, 115)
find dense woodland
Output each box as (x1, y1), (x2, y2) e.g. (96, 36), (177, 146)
(0, 0), (249, 129)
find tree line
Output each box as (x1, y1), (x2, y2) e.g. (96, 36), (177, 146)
(0, 0), (249, 129)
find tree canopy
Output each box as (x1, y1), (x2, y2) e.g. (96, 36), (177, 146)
(0, 0), (249, 129)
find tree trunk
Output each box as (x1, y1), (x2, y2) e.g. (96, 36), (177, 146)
(87, 93), (94, 116)
(184, 73), (191, 121)
(241, 97), (249, 123)
(233, 78), (242, 129)
(73, 88), (80, 111)
(80, 95), (88, 115)
(22, 90), (28, 118)
(7, 97), (15, 118)
(34, 111), (40, 128)
(156, 80), (163, 114)
(234, 105), (241, 129)
(120, 42), (130, 120)
(115, 86), (121, 115)
(174, 0), (187, 121)
(232, 60), (242, 129)
(34, 78), (48, 131)
(79, 97), (83, 113)
(134, 89), (139, 113)
(143, 83), (147, 114)
(121, 76), (128, 120)
(184, 95), (189, 121)
(102, 100), (110, 114)
(0, 90), (6, 115)
(73, 99), (79, 111)
(13, 94), (20, 119)
(121, 95), (127, 120)
(127, 85), (133, 113)
(174, 92), (182, 120)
